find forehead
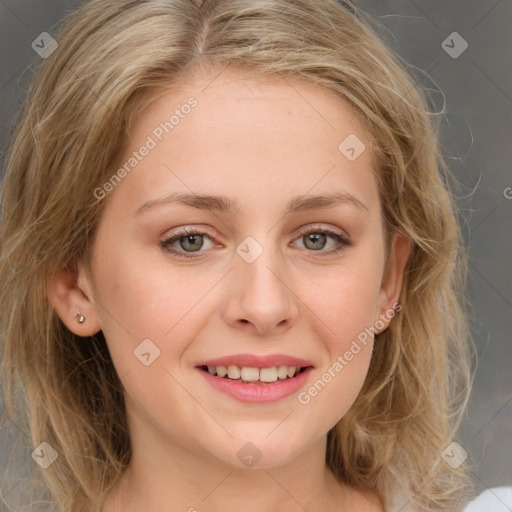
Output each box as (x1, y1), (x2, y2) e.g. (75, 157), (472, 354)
(139, 66), (368, 137)
(106, 67), (379, 217)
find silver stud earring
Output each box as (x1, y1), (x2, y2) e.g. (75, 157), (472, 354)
(75, 312), (85, 324)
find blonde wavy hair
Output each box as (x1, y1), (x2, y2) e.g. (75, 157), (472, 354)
(0, 0), (474, 510)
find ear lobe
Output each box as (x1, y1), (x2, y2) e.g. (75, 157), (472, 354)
(46, 264), (102, 336)
(376, 231), (410, 331)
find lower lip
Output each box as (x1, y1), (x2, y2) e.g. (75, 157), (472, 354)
(196, 367), (314, 404)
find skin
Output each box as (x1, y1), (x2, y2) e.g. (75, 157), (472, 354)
(48, 66), (410, 512)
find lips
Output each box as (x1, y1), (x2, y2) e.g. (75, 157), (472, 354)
(195, 354), (313, 383)
(195, 353), (314, 403)
(195, 354), (313, 369)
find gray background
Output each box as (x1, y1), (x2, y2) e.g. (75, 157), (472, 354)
(1, 0), (511, 510)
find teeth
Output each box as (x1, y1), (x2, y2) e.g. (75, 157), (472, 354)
(260, 367), (278, 382)
(216, 365), (227, 377)
(240, 367), (259, 381)
(277, 365), (288, 379)
(227, 365), (240, 379)
(205, 364), (302, 382)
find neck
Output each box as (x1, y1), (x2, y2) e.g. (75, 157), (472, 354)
(103, 434), (353, 512)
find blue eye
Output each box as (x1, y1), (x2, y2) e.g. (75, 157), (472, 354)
(160, 225), (351, 259)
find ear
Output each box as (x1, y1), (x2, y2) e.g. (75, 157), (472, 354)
(375, 231), (410, 332)
(46, 261), (102, 336)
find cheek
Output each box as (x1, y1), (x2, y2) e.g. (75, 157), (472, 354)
(296, 272), (379, 430)
(292, 252), (383, 416)
(302, 259), (384, 350)
(298, 346), (372, 439)
(89, 252), (204, 432)
(90, 243), (217, 377)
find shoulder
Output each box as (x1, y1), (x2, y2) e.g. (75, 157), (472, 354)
(463, 486), (512, 512)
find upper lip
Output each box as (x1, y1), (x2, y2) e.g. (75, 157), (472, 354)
(196, 353), (314, 368)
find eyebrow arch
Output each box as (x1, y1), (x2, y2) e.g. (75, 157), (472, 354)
(134, 191), (369, 216)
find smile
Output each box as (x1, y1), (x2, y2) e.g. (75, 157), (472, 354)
(195, 354), (314, 403)
(199, 364), (308, 384)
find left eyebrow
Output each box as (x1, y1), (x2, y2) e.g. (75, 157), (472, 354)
(134, 191), (369, 216)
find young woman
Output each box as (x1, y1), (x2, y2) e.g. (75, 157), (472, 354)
(1, 0), (484, 510)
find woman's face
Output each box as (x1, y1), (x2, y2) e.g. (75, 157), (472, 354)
(68, 68), (407, 469)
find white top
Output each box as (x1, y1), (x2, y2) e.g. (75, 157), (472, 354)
(389, 487), (512, 511)
(463, 487), (512, 511)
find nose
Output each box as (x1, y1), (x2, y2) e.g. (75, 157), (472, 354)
(221, 240), (300, 336)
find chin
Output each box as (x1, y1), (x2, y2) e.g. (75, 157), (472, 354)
(207, 435), (310, 471)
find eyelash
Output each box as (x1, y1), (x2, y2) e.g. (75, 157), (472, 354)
(160, 225), (351, 260)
